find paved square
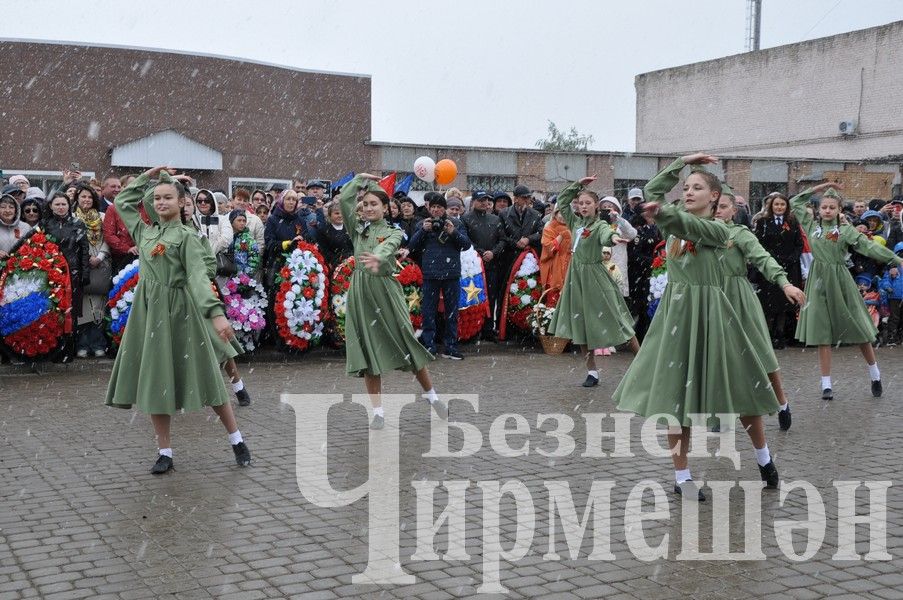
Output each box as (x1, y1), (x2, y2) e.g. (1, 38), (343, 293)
(1, 344), (901, 599)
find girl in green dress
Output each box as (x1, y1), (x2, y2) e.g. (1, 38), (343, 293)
(105, 167), (251, 474)
(614, 154), (781, 500)
(338, 174), (447, 430)
(714, 191), (807, 431)
(548, 177), (639, 388)
(180, 184), (253, 407)
(790, 182), (903, 400)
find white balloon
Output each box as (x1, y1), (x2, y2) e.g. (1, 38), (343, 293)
(413, 156), (436, 182)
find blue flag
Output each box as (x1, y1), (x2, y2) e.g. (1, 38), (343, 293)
(395, 173), (414, 195)
(331, 171), (355, 190)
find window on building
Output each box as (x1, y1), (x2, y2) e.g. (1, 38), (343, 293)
(748, 182), (788, 214)
(613, 178), (648, 200)
(1, 170), (97, 195)
(466, 175), (517, 193)
(228, 177), (292, 197)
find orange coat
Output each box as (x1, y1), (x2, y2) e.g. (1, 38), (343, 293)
(540, 219), (572, 294)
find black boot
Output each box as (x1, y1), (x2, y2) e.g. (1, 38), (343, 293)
(582, 374), (599, 388)
(821, 388), (833, 400)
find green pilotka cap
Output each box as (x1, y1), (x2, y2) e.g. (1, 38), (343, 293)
(822, 187), (842, 200)
(720, 183), (735, 198)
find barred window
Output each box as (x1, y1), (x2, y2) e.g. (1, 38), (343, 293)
(466, 175), (517, 193)
(749, 182), (788, 214)
(613, 178), (648, 200)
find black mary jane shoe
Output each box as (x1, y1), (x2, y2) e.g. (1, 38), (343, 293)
(821, 388), (833, 401)
(151, 455), (173, 475)
(232, 442), (252, 466)
(758, 460), (780, 489)
(674, 480), (706, 502)
(871, 380), (882, 398)
(581, 374), (599, 388)
(778, 404), (792, 431)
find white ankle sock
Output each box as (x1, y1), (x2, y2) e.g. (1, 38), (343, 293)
(424, 388), (438, 404)
(228, 430), (243, 445)
(820, 376), (832, 390)
(231, 379), (245, 392)
(675, 469), (691, 484)
(755, 445), (771, 467)
(159, 448), (172, 458)
(373, 406), (385, 417)
(779, 402), (789, 412)
(868, 363), (880, 381)
(587, 370), (599, 379)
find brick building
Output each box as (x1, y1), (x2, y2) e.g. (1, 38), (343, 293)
(0, 39), (371, 193)
(2, 38), (898, 207)
(367, 142), (899, 208)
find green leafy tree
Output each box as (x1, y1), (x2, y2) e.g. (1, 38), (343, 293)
(535, 120), (595, 151)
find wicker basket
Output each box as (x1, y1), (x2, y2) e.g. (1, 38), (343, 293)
(539, 334), (568, 355)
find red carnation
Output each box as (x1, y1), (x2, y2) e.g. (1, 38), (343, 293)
(581, 229), (591, 239)
(20, 257), (34, 270)
(518, 280), (527, 290)
(302, 287), (315, 299)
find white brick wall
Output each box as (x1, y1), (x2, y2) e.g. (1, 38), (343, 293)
(635, 21), (903, 161)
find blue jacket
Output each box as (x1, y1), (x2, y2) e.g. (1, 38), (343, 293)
(879, 268), (903, 300)
(408, 217), (472, 280)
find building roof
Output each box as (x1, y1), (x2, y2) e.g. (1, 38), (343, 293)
(0, 37), (371, 80)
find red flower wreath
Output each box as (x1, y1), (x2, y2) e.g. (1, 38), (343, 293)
(273, 240), (329, 352)
(0, 230), (72, 358)
(395, 259), (424, 329)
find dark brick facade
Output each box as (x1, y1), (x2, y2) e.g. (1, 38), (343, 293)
(0, 40), (371, 189)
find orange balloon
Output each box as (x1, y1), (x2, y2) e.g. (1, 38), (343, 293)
(434, 159), (458, 186)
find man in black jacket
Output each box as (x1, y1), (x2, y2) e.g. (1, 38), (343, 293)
(408, 192), (472, 359)
(499, 185), (543, 291)
(461, 190), (506, 339)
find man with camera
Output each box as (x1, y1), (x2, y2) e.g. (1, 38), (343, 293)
(408, 192), (472, 359)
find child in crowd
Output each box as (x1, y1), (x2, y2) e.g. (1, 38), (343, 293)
(879, 245), (903, 345)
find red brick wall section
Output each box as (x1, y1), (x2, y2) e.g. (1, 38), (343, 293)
(516, 152), (547, 194)
(0, 41), (371, 190)
(725, 160), (752, 200)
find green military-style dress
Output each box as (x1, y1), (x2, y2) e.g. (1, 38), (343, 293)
(548, 181), (635, 348)
(614, 159), (778, 425)
(722, 222), (790, 373)
(340, 175), (434, 376)
(105, 173), (231, 413)
(791, 189), (903, 345)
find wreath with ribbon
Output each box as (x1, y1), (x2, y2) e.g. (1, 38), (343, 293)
(222, 272), (267, 351)
(106, 259), (140, 347)
(499, 248), (541, 340)
(273, 240), (329, 351)
(0, 230), (72, 358)
(456, 247), (489, 342)
(395, 258), (424, 330)
(328, 255), (355, 345)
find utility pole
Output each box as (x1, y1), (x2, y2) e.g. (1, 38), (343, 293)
(745, 0), (763, 51)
